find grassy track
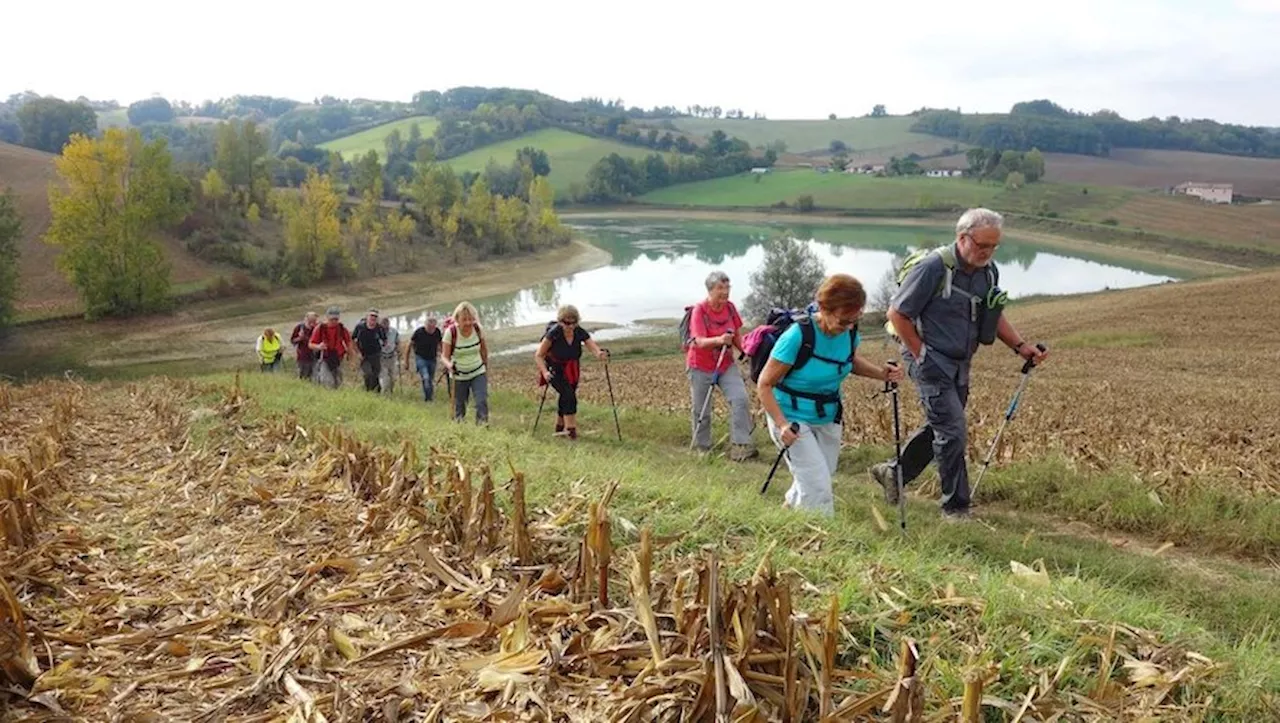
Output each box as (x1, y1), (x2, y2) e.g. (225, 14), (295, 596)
(318, 116), (440, 158)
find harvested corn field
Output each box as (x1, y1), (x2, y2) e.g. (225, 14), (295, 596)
(0, 376), (1256, 720)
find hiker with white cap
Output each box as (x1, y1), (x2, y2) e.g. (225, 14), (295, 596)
(378, 316), (400, 394)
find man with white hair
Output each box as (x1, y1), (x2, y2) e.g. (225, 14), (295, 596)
(869, 208), (1048, 520)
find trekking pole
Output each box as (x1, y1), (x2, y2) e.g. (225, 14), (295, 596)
(760, 422), (801, 495)
(885, 361), (907, 538)
(697, 345), (729, 441)
(603, 350), (622, 442)
(972, 344), (1047, 497)
(532, 373), (551, 434)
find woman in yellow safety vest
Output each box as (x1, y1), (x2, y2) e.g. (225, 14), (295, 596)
(256, 327), (283, 372)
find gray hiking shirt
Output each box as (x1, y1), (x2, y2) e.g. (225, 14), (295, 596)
(891, 243), (998, 386)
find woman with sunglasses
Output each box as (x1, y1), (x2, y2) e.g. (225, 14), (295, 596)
(535, 305), (609, 440)
(756, 274), (904, 515)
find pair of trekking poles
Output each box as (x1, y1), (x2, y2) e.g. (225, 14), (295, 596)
(531, 350), (622, 441)
(761, 344), (1046, 537)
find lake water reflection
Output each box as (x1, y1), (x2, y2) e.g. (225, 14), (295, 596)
(387, 218), (1180, 340)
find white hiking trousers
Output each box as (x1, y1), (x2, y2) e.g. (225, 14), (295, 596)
(767, 418), (842, 516)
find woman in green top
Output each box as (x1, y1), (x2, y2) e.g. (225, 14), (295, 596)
(441, 301), (490, 425)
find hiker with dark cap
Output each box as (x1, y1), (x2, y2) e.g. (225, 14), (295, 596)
(686, 271), (755, 460)
(290, 311), (319, 381)
(406, 315), (443, 402)
(535, 304), (609, 440)
(869, 208), (1049, 520)
(351, 308), (387, 393)
(309, 306), (353, 389)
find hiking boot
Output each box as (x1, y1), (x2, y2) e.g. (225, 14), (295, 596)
(940, 507), (973, 523)
(729, 444), (759, 462)
(869, 463), (899, 505)
(692, 445), (712, 458)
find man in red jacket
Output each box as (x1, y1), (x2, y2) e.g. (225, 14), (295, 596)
(309, 306), (352, 389)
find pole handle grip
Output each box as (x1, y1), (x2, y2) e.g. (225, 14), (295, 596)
(1020, 343), (1047, 374)
(884, 360), (899, 391)
(788, 422), (800, 433)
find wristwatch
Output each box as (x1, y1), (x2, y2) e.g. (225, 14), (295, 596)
(1012, 340), (1026, 355)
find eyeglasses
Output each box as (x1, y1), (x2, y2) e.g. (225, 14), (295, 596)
(833, 311), (862, 328)
(963, 233), (1000, 252)
(560, 320), (578, 326)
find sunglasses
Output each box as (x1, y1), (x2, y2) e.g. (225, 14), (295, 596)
(560, 320), (578, 326)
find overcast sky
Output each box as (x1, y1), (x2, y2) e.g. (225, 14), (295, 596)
(5, 0), (1280, 126)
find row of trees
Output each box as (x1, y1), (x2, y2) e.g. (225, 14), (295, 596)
(579, 130), (768, 201)
(33, 118), (572, 319)
(912, 99), (1280, 158)
(965, 147), (1046, 185)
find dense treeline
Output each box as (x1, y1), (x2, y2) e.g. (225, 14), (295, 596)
(911, 99), (1280, 158)
(579, 130), (771, 201)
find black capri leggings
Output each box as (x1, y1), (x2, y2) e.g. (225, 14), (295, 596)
(551, 374), (578, 416)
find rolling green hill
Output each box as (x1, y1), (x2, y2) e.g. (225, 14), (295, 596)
(639, 167), (1136, 214)
(669, 116), (963, 159)
(441, 128), (657, 194)
(640, 168), (1002, 209)
(319, 116), (439, 158)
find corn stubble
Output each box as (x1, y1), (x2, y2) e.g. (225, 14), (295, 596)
(0, 378), (1226, 720)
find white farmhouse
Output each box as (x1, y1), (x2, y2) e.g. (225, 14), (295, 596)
(1173, 182), (1233, 204)
(925, 169), (964, 178)
(750, 167), (770, 174)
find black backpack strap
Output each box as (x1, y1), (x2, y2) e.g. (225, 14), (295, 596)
(775, 382), (842, 419)
(793, 318), (816, 371)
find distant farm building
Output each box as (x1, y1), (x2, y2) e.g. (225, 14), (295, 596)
(750, 167), (770, 174)
(847, 164), (885, 175)
(1173, 182), (1233, 204)
(925, 169), (964, 178)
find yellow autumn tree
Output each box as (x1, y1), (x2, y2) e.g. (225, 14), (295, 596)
(276, 168), (350, 286)
(200, 168), (227, 213)
(44, 128), (187, 319)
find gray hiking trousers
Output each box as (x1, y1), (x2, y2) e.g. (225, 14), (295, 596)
(688, 364), (753, 449)
(889, 353), (971, 511)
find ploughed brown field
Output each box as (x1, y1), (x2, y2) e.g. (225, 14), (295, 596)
(1043, 149), (1280, 199)
(1100, 194), (1280, 251)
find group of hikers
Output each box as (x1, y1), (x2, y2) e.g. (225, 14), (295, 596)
(251, 207), (1048, 523)
(683, 207), (1048, 521)
(254, 301), (492, 424)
